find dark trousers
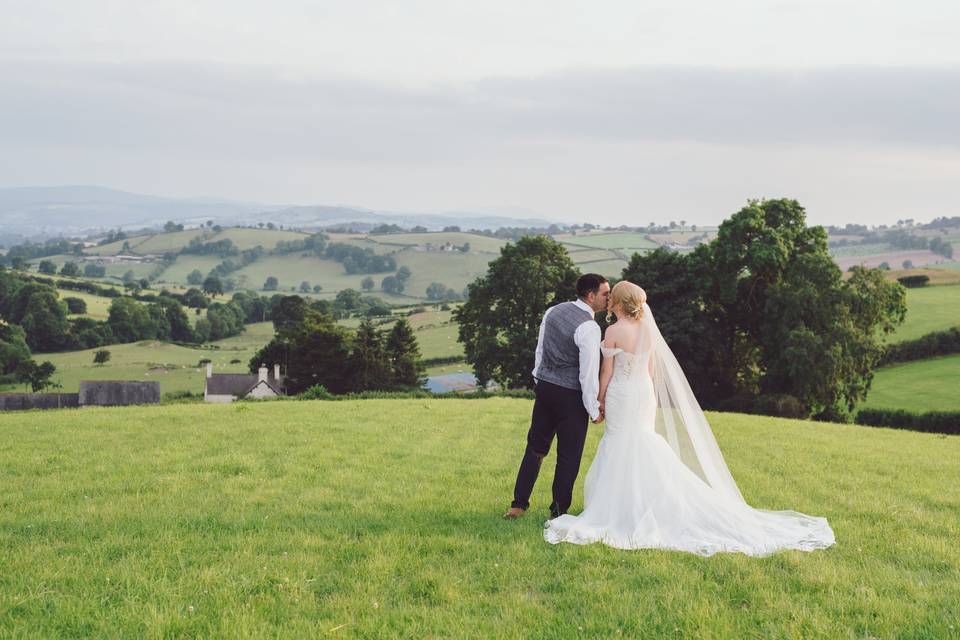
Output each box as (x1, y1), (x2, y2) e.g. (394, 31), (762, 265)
(511, 380), (589, 517)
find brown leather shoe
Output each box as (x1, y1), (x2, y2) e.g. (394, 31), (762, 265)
(502, 507), (526, 519)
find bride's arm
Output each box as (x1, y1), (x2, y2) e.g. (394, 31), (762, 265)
(598, 338), (616, 412)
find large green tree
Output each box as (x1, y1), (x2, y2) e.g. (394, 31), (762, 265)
(13, 286), (70, 352)
(347, 320), (391, 392)
(0, 324), (32, 378)
(455, 235), (580, 389)
(251, 308), (352, 394)
(384, 318), (424, 389)
(107, 297), (157, 343)
(622, 199), (906, 417)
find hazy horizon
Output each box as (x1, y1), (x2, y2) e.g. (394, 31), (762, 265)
(2, 1), (959, 227)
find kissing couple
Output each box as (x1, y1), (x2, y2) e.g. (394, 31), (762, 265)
(503, 274), (836, 556)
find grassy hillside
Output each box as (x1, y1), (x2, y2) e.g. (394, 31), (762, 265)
(58, 289), (114, 320)
(555, 231), (659, 253)
(2, 322), (277, 395)
(1, 401), (957, 637)
(85, 228), (309, 257)
(862, 354), (960, 412)
(367, 231), (506, 254)
(889, 284), (960, 342)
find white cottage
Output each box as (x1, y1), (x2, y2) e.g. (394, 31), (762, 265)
(204, 363), (285, 403)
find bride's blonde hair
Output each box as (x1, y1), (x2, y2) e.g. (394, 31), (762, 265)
(607, 281), (647, 323)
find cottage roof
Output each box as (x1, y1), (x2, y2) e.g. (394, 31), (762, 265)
(206, 373), (284, 397)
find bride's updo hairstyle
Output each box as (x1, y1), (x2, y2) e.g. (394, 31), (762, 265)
(607, 281), (647, 323)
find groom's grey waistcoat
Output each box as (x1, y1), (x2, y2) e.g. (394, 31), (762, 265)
(535, 301), (595, 391)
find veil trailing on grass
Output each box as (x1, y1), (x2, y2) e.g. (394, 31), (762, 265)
(642, 303), (747, 504)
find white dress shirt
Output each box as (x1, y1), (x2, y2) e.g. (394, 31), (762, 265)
(532, 299), (602, 420)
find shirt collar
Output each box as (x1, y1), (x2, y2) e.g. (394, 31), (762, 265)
(573, 298), (595, 315)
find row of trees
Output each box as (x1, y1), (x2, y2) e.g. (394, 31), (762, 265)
(249, 296), (424, 394)
(0, 268), (264, 355)
(325, 243), (398, 274)
(456, 200), (907, 419)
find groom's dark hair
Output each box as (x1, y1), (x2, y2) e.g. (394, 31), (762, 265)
(576, 273), (608, 299)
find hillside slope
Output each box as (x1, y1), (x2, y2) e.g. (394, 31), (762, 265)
(1, 400), (956, 637)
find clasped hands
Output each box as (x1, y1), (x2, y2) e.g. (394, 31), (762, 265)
(593, 399), (605, 424)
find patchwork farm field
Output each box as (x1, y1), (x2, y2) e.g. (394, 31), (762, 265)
(366, 232), (507, 254)
(834, 250), (951, 272)
(1, 400), (957, 637)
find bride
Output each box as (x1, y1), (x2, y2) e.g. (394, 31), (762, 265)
(544, 281), (836, 556)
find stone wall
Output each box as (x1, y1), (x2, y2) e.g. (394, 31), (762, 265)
(78, 381), (161, 407)
(0, 393), (80, 411)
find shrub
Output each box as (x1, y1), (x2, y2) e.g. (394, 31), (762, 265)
(421, 355), (466, 367)
(163, 390), (203, 403)
(63, 297), (88, 314)
(300, 384), (334, 400)
(855, 408), (960, 435)
(897, 275), (929, 288)
(879, 327), (960, 366)
(752, 394), (807, 419)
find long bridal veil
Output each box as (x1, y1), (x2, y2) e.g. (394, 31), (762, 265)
(642, 302), (749, 504)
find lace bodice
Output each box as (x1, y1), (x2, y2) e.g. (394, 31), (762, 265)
(601, 346), (650, 382)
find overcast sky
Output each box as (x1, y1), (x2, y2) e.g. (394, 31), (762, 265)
(2, 0), (959, 226)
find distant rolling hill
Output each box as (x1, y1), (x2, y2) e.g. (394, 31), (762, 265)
(0, 185), (555, 238)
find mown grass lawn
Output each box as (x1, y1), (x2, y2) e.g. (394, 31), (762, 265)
(861, 354), (960, 412)
(1, 400), (957, 638)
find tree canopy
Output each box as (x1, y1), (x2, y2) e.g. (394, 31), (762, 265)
(621, 198), (906, 418)
(455, 235), (580, 389)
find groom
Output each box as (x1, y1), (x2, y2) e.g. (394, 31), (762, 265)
(503, 273), (610, 520)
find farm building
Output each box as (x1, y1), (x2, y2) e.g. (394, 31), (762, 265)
(204, 363), (286, 403)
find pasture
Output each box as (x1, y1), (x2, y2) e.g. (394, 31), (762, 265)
(4, 322), (277, 396)
(889, 284), (960, 342)
(58, 289), (114, 320)
(0, 400), (957, 637)
(559, 232), (659, 252)
(861, 354), (960, 412)
(366, 231), (507, 254)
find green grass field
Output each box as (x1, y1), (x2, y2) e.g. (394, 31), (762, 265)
(559, 232), (658, 252)
(215, 228), (309, 251)
(0, 323), (277, 395)
(338, 308), (463, 361)
(367, 232), (507, 254)
(86, 229), (210, 256)
(573, 258), (628, 278)
(58, 290), (114, 320)
(392, 250), (491, 300)
(0, 400), (957, 637)
(889, 284), (960, 342)
(861, 354), (960, 412)
(158, 255), (224, 284)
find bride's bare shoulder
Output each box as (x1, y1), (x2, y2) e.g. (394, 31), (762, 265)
(602, 322), (620, 347)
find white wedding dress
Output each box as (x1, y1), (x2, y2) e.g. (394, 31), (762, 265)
(544, 304), (836, 557)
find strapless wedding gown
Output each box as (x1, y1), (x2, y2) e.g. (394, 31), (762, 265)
(544, 346), (836, 556)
